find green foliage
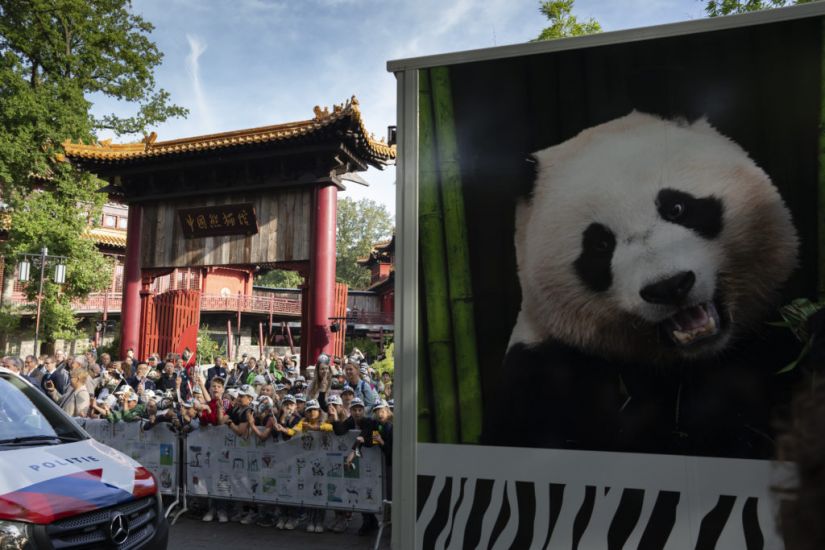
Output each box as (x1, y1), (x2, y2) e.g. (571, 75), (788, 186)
(336, 197), (393, 290)
(534, 0), (602, 41)
(255, 269), (303, 288)
(769, 298), (825, 373)
(371, 342), (394, 376)
(345, 336), (379, 360)
(704, 0), (818, 16)
(0, 305), (20, 349)
(197, 325), (225, 365)
(97, 328), (121, 359)
(0, 0), (186, 343)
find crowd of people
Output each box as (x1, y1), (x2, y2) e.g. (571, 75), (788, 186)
(1, 346), (394, 536)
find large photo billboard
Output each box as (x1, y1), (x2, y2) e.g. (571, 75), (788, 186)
(410, 12), (823, 549)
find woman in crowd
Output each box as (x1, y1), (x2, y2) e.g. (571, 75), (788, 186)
(307, 356), (332, 401)
(46, 368), (91, 417)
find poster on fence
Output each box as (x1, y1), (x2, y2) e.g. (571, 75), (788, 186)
(185, 428), (383, 513)
(80, 419), (179, 495)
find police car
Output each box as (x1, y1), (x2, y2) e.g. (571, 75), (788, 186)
(0, 367), (168, 549)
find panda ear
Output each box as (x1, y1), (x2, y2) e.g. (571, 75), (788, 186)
(689, 115), (718, 136)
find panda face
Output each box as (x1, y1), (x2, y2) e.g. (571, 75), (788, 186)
(512, 112), (798, 363)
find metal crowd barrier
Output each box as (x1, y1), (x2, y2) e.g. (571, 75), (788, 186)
(77, 419), (385, 525)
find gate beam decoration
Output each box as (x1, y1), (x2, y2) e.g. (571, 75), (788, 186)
(64, 97), (395, 362)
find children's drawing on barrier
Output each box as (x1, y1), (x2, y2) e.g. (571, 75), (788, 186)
(188, 446), (203, 467)
(160, 444), (174, 466)
(160, 470), (173, 491)
(216, 473), (232, 496)
(345, 483), (359, 505)
(328, 483), (342, 503)
(182, 428), (382, 511)
(327, 457), (343, 478)
(344, 457), (360, 479)
(262, 477), (277, 494)
(262, 454), (274, 469)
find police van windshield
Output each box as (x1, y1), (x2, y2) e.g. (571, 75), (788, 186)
(0, 373), (86, 447)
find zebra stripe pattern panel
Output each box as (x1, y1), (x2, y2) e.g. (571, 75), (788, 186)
(416, 444), (787, 550)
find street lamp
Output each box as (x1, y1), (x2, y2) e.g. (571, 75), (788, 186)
(17, 247), (68, 355)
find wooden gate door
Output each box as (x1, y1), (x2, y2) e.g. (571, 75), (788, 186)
(331, 283), (348, 359)
(139, 289), (201, 361)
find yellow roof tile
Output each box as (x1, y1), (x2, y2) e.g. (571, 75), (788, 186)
(63, 97), (395, 164)
(84, 227), (127, 248)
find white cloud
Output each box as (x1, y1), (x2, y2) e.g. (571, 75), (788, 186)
(185, 34), (214, 133)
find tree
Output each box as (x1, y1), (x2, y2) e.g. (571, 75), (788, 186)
(0, 0), (186, 344)
(534, 0), (602, 41)
(336, 197), (393, 290)
(705, 0), (818, 16)
(255, 269), (304, 289)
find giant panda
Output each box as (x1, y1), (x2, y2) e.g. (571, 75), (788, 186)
(489, 111), (804, 458)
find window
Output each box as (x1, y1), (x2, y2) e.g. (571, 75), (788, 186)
(103, 215), (116, 227)
(117, 217), (128, 229)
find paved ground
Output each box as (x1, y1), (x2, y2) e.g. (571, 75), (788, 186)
(168, 513), (389, 549)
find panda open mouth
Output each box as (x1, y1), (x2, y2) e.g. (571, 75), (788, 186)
(662, 302), (722, 346)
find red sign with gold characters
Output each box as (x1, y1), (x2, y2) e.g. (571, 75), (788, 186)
(178, 203), (258, 238)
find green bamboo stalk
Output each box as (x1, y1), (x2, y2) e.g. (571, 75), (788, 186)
(818, 17), (825, 300)
(430, 65), (483, 444)
(419, 68), (459, 444)
(418, 294), (433, 442)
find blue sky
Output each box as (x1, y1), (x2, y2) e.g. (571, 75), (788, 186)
(91, 0), (709, 215)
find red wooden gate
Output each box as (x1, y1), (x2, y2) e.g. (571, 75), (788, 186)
(139, 289), (201, 361)
(331, 283), (348, 360)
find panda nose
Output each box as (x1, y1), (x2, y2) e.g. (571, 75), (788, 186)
(639, 271), (696, 305)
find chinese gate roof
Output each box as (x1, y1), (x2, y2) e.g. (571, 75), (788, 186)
(62, 96), (395, 170)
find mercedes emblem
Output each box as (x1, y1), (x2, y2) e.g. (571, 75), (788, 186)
(108, 512), (130, 545)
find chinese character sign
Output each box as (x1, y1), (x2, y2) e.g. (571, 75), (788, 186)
(178, 203), (258, 238)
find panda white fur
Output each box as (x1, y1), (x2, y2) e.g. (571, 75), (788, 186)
(492, 112), (801, 457)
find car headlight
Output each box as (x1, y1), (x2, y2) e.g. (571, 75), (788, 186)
(0, 520), (31, 550)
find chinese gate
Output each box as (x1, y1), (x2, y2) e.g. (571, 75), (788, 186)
(64, 97), (395, 365)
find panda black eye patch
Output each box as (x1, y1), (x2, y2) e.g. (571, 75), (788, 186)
(574, 223), (616, 292)
(656, 188), (724, 239)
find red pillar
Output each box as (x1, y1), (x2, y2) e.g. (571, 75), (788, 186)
(120, 204), (143, 359)
(307, 184), (337, 365)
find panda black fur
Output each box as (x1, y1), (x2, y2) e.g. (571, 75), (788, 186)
(489, 112), (804, 458)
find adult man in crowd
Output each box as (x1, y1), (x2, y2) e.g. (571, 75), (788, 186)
(344, 361), (378, 413)
(2, 356), (33, 386)
(22, 355), (42, 384)
(155, 361), (180, 399)
(54, 349), (69, 372)
(41, 356), (69, 395)
(128, 362), (156, 393)
(207, 358), (228, 387)
(99, 353), (112, 371)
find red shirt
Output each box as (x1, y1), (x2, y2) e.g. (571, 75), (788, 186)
(199, 398), (229, 425)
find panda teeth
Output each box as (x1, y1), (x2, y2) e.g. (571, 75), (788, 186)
(672, 329), (692, 344)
